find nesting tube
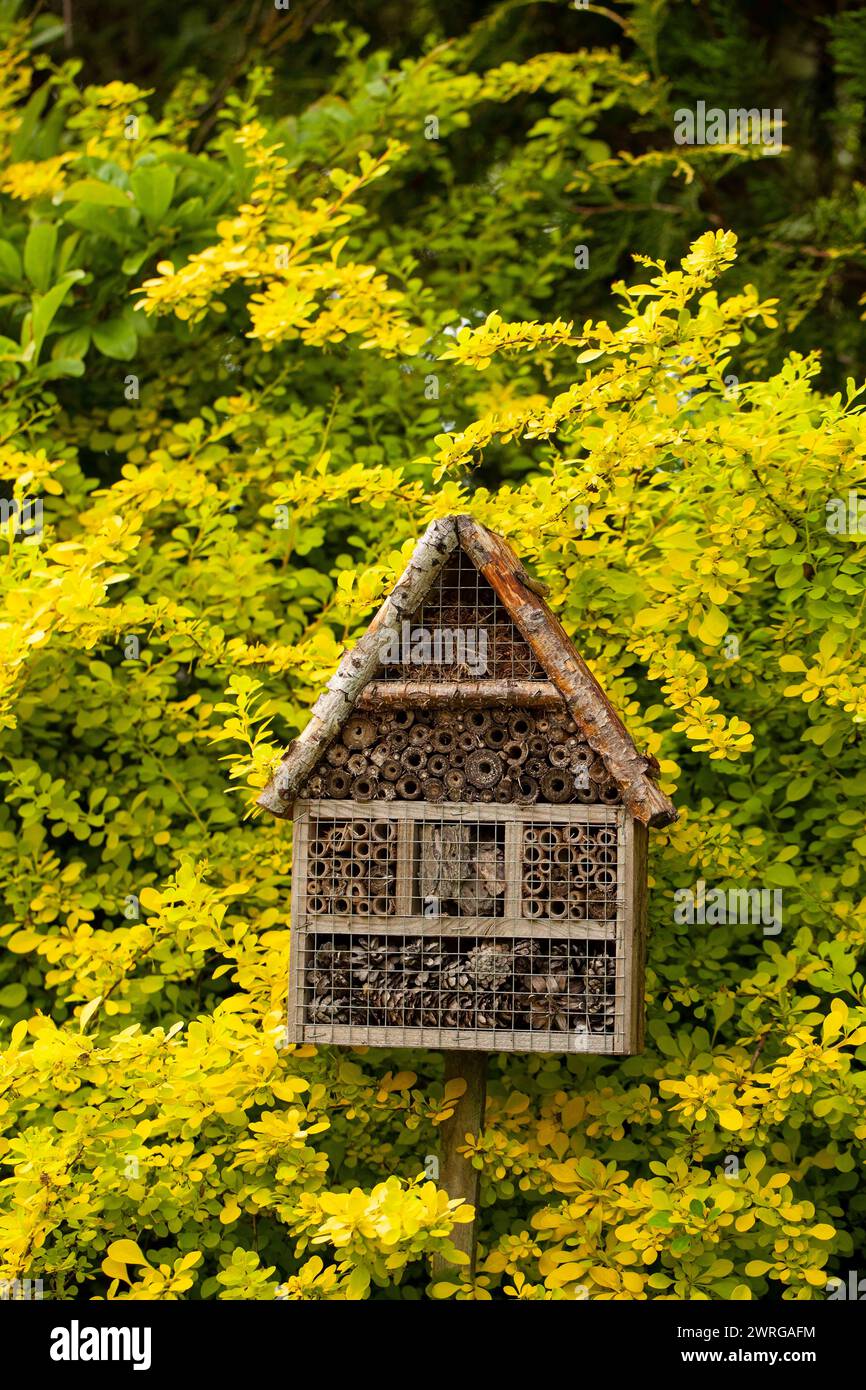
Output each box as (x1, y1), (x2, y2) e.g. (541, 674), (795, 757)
(466, 751), (503, 788)
(325, 743), (349, 767)
(427, 753), (448, 777)
(332, 895), (351, 914)
(503, 740), (528, 765)
(354, 898), (371, 915)
(567, 826), (586, 847)
(342, 715), (377, 750)
(380, 758), (401, 782)
(539, 828), (559, 849)
(397, 774), (422, 799)
(467, 710), (491, 733)
(404, 748), (426, 773)
(523, 898), (545, 919)
(554, 845), (573, 866)
(523, 872), (545, 895)
(351, 776), (378, 801)
(549, 744), (570, 768)
(372, 843), (392, 863)
(548, 898), (568, 919)
(599, 781), (620, 804)
(514, 773), (539, 803)
(309, 895), (328, 915)
(387, 730), (409, 753)
(309, 858), (329, 879)
(509, 714), (533, 738)
(595, 827), (618, 847)
(486, 725), (507, 748)
(432, 730), (454, 753)
(327, 770), (351, 797)
(541, 772), (572, 803)
(593, 866), (617, 891)
(529, 736), (547, 756)
(346, 752), (367, 775)
(409, 724), (430, 746)
(390, 708), (414, 729)
(309, 840), (328, 858)
(494, 780), (513, 803)
(345, 860), (363, 879)
(444, 769), (465, 795)
(458, 731), (478, 752)
(371, 896), (391, 916)
(424, 778), (445, 802)
(371, 819), (395, 842)
(354, 841), (372, 860)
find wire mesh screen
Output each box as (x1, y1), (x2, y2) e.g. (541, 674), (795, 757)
(304, 934), (616, 1036)
(290, 800), (635, 1054)
(297, 703), (622, 807)
(377, 547), (547, 681)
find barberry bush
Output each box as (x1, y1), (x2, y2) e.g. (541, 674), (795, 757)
(0, 3), (864, 1300)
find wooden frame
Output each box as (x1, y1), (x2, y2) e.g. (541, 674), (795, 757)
(287, 799), (646, 1056)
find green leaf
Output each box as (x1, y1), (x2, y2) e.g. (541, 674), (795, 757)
(92, 315), (138, 361)
(131, 165), (176, 228)
(63, 179), (133, 209)
(0, 239), (23, 284)
(24, 223), (58, 293)
(10, 83), (49, 160)
(27, 270), (85, 365)
(785, 775), (813, 802)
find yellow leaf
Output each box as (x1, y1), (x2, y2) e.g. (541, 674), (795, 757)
(718, 1107), (743, 1130)
(107, 1239), (149, 1267)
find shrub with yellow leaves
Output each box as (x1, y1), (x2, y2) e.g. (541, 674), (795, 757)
(0, 6), (864, 1303)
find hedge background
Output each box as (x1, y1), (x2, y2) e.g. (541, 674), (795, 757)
(0, 0), (864, 1300)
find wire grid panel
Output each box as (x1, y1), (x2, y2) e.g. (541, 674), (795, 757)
(289, 800), (638, 1054)
(377, 547), (547, 682)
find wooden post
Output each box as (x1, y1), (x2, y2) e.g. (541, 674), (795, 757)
(431, 1050), (488, 1283)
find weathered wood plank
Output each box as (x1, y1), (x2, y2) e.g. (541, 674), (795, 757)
(357, 679), (564, 708)
(258, 517), (458, 816)
(299, 1023), (620, 1053)
(295, 914), (618, 938)
(285, 807), (309, 1046)
(455, 515), (676, 828)
(299, 797), (618, 826)
(431, 1051), (487, 1282)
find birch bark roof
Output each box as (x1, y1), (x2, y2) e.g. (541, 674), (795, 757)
(257, 514), (677, 828)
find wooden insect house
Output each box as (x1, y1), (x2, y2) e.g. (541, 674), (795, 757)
(259, 515), (676, 1056)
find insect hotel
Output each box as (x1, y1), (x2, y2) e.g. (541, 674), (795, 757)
(259, 515), (676, 1057)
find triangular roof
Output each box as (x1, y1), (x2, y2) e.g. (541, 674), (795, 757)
(258, 515), (676, 827)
